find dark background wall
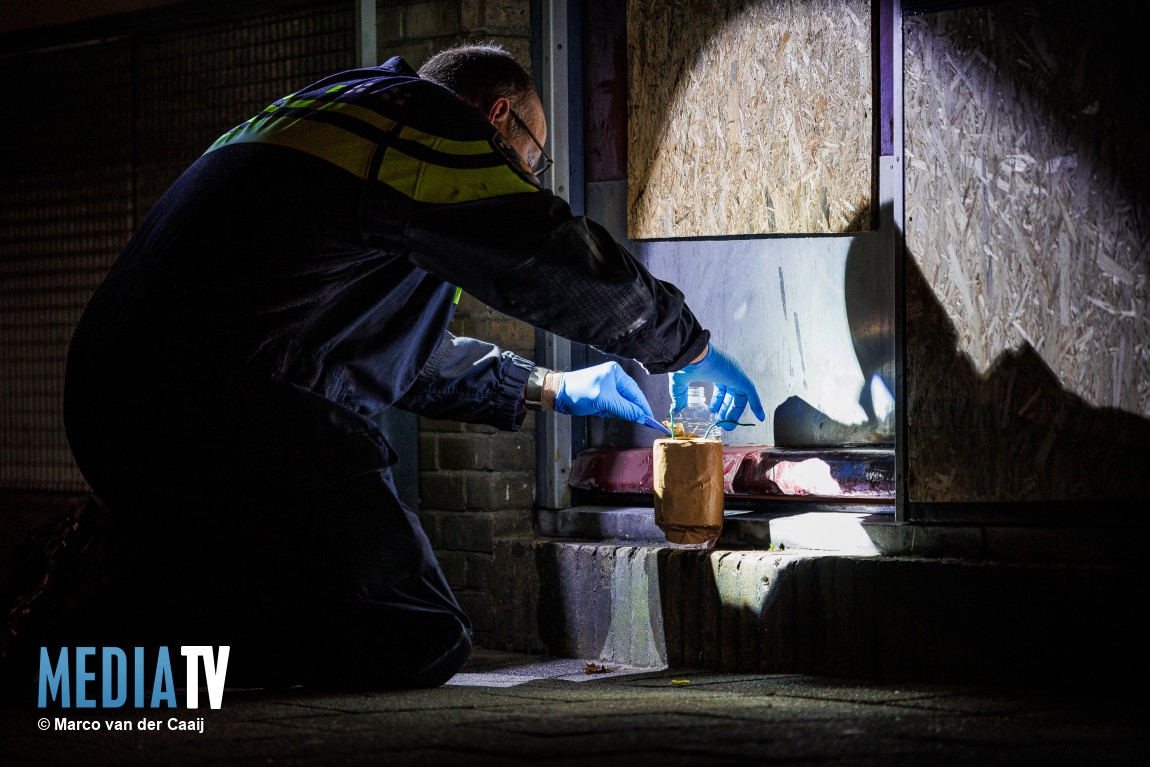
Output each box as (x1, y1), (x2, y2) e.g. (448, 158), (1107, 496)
(0, 0), (184, 34)
(0, 0), (357, 548)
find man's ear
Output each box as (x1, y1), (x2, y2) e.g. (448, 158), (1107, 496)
(486, 96), (511, 127)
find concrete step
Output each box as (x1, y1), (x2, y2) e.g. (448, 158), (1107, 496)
(535, 505), (1141, 562)
(491, 540), (1145, 684)
(537, 504), (892, 552)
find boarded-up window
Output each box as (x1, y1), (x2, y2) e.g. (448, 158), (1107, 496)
(0, 3), (354, 492)
(627, 0), (874, 238)
(903, 1), (1150, 502)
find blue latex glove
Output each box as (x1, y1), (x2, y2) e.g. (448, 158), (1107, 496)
(670, 344), (765, 430)
(554, 362), (654, 424)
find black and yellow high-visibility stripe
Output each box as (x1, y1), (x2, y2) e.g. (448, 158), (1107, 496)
(207, 98), (397, 180)
(206, 69), (539, 204)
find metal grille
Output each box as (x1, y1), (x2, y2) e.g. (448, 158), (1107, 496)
(134, 6), (356, 215)
(0, 42), (135, 492)
(0, 3), (354, 492)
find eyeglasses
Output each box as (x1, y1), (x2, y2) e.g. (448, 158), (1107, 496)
(509, 108), (553, 177)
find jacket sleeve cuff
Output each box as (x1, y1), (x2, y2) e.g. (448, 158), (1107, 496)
(498, 353), (535, 431)
(655, 328), (710, 374)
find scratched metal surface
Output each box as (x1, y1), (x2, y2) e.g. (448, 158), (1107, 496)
(586, 179), (896, 449)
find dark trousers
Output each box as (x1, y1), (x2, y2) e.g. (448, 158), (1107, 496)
(57, 376), (471, 689)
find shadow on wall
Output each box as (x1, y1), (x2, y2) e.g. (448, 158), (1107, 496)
(772, 192), (1150, 500)
(902, 1), (1150, 503)
(905, 240), (1150, 502)
(627, 0), (763, 212)
(657, 549), (1144, 685)
(627, 0), (874, 237)
(775, 203), (896, 446)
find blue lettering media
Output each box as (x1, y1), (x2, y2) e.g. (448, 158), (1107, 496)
(38, 646), (230, 710)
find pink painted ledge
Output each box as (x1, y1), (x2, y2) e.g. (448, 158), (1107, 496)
(569, 446), (895, 500)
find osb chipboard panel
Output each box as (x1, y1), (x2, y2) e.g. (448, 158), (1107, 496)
(904, 2), (1150, 502)
(627, 0), (874, 239)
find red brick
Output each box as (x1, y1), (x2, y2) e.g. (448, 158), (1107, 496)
(464, 551), (492, 591)
(384, 40), (435, 69)
(425, 509), (529, 553)
(481, 0), (529, 29)
(419, 470), (466, 511)
(418, 433), (438, 470)
(419, 416), (465, 432)
(435, 549), (467, 589)
(466, 471), (533, 510)
(494, 433), (535, 471)
(404, 1), (461, 38)
(377, 6), (403, 37)
(456, 590), (495, 633)
(465, 317), (535, 349)
(438, 433), (534, 471)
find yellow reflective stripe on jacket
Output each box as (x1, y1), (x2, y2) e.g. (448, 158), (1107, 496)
(210, 116), (379, 179)
(208, 100), (397, 153)
(378, 147), (538, 203)
(283, 98), (398, 133)
(397, 125), (494, 157)
(207, 97), (539, 202)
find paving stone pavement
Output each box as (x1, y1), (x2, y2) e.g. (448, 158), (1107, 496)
(2, 649), (1147, 765)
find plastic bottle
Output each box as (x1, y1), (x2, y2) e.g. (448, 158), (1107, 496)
(677, 384), (720, 441)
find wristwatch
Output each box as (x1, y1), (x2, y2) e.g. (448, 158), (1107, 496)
(523, 366), (551, 411)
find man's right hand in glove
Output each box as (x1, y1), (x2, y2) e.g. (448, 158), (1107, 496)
(669, 343), (765, 429)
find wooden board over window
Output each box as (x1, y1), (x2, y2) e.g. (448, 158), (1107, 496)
(903, 2), (1150, 502)
(626, 0), (874, 239)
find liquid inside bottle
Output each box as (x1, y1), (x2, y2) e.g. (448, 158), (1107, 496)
(677, 384), (720, 441)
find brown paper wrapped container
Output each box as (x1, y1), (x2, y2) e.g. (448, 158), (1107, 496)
(653, 437), (724, 546)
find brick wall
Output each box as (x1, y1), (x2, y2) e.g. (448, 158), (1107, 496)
(419, 297), (537, 645)
(377, 0), (531, 68)
(375, 1), (536, 647)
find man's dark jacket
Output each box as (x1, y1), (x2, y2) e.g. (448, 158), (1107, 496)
(65, 57), (707, 496)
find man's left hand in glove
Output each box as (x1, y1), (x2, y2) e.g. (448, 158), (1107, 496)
(538, 362), (654, 424)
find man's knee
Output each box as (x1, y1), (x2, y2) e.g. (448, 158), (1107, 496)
(410, 615), (472, 688)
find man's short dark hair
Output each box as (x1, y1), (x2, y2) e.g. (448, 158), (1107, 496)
(418, 43), (537, 137)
